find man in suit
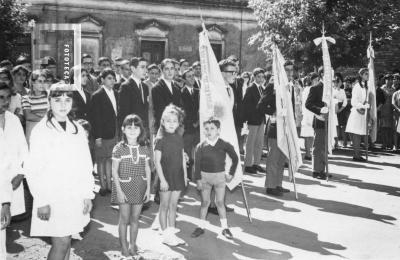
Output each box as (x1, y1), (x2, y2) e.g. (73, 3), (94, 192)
(89, 68), (119, 195)
(257, 82), (291, 196)
(118, 57), (149, 132)
(152, 58), (182, 132)
(305, 70), (330, 180)
(82, 54), (100, 95)
(192, 61), (202, 89)
(242, 68), (267, 174)
(70, 67), (91, 120)
(114, 59), (131, 91)
(144, 64), (161, 138)
(181, 68), (200, 179)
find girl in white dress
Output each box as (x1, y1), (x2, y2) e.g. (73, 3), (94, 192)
(300, 75), (315, 160)
(25, 82), (95, 260)
(345, 68), (370, 161)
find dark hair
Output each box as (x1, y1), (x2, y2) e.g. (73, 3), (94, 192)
(384, 74), (393, 80)
(41, 56), (56, 67)
(179, 59), (188, 66)
(0, 60), (13, 68)
(129, 57), (147, 68)
(334, 72), (343, 83)
(284, 60), (294, 67)
(309, 72), (319, 81)
(0, 81), (11, 91)
(218, 59), (236, 72)
(203, 116), (221, 128)
(264, 72), (272, 83)
(15, 55), (30, 65)
(227, 55), (238, 62)
(181, 68), (193, 80)
(120, 59), (130, 67)
(121, 114), (147, 146)
(98, 57), (111, 66)
(100, 68), (116, 80)
(160, 58), (174, 70)
(157, 104), (185, 137)
(47, 86), (77, 134)
(253, 67), (265, 77)
(303, 75), (312, 86)
(81, 53), (92, 62)
(147, 63), (160, 71)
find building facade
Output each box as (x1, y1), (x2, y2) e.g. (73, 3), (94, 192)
(24, 0), (265, 72)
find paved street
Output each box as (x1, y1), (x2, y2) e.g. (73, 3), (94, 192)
(6, 148), (400, 260)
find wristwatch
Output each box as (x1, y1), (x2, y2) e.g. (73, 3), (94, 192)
(1, 202), (11, 207)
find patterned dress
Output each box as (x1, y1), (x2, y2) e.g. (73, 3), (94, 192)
(111, 142), (150, 204)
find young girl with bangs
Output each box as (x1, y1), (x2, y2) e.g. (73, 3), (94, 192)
(111, 114), (151, 257)
(25, 82), (94, 260)
(154, 104), (187, 246)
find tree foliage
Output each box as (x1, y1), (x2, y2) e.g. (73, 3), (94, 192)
(248, 0), (400, 71)
(0, 0), (29, 60)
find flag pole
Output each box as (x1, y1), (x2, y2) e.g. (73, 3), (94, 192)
(365, 32), (373, 161)
(283, 116), (298, 200)
(321, 22), (330, 181)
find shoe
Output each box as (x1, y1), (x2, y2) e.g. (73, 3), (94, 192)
(266, 188), (283, 197)
(225, 205), (234, 212)
(99, 188), (107, 196)
(304, 155), (312, 161)
(172, 234), (186, 245)
(222, 228), (233, 239)
(318, 173), (333, 180)
(276, 186), (290, 193)
(191, 227), (205, 238)
(252, 164), (266, 173)
(208, 206), (219, 215)
(353, 156), (366, 162)
(244, 166), (257, 174)
(312, 172), (320, 178)
(162, 228), (180, 247)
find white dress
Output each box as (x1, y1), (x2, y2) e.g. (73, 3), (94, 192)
(300, 86), (314, 137)
(346, 82), (368, 135)
(0, 111), (27, 216)
(25, 117), (95, 237)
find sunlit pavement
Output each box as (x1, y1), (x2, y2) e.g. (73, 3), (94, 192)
(6, 148), (400, 260)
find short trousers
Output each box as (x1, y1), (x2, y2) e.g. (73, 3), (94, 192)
(200, 171), (226, 191)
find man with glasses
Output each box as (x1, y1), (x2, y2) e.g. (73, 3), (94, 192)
(81, 54), (99, 95)
(242, 68), (267, 174)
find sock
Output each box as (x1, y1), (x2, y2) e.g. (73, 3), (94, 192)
(220, 218), (228, 229)
(198, 219), (207, 229)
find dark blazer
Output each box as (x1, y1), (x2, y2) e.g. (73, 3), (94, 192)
(151, 79), (182, 131)
(305, 82), (325, 129)
(193, 78), (201, 89)
(231, 77), (245, 129)
(118, 77), (149, 128)
(242, 82), (265, 125)
(72, 90), (91, 121)
(181, 86), (199, 134)
(113, 77), (127, 92)
(89, 87), (119, 139)
(257, 83), (277, 138)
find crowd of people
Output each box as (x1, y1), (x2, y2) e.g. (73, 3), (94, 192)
(1, 52), (400, 259)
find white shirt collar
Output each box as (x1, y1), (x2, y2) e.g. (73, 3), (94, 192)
(131, 76), (141, 87)
(206, 137), (219, 146)
(162, 78), (173, 92)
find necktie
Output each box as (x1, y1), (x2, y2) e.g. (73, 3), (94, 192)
(139, 82), (144, 103)
(259, 86), (263, 96)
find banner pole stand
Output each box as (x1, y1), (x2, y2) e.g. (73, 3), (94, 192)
(240, 180), (252, 223)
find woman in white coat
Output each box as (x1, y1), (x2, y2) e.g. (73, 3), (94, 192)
(345, 68), (370, 161)
(25, 82), (95, 260)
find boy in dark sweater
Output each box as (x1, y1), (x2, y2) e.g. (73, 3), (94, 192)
(191, 117), (238, 239)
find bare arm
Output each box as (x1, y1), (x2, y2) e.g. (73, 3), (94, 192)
(182, 150), (188, 186)
(154, 150), (168, 191)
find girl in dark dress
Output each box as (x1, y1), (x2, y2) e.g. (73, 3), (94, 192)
(111, 114), (150, 257)
(154, 104), (187, 246)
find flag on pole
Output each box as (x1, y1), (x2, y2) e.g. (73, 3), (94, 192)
(272, 44), (303, 178)
(314, 30), (337, 154)
(367, 35), (377, 142)
(198, 24), (242, 190)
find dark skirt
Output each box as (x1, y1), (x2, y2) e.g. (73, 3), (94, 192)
(111, 174), (147, 205)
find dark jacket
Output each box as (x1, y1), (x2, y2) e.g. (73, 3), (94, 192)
(151, 79), (182, 131)
(181, 86), (199, 134)
(231, 77), (245, 129)
(242, 82), (266, 125)
(118, 77), (149, 128)
(305, 82), (325, 129)
(72, 89), (91, 121)
(257, 83), (277, 138)
(89, 87), (119, 139)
